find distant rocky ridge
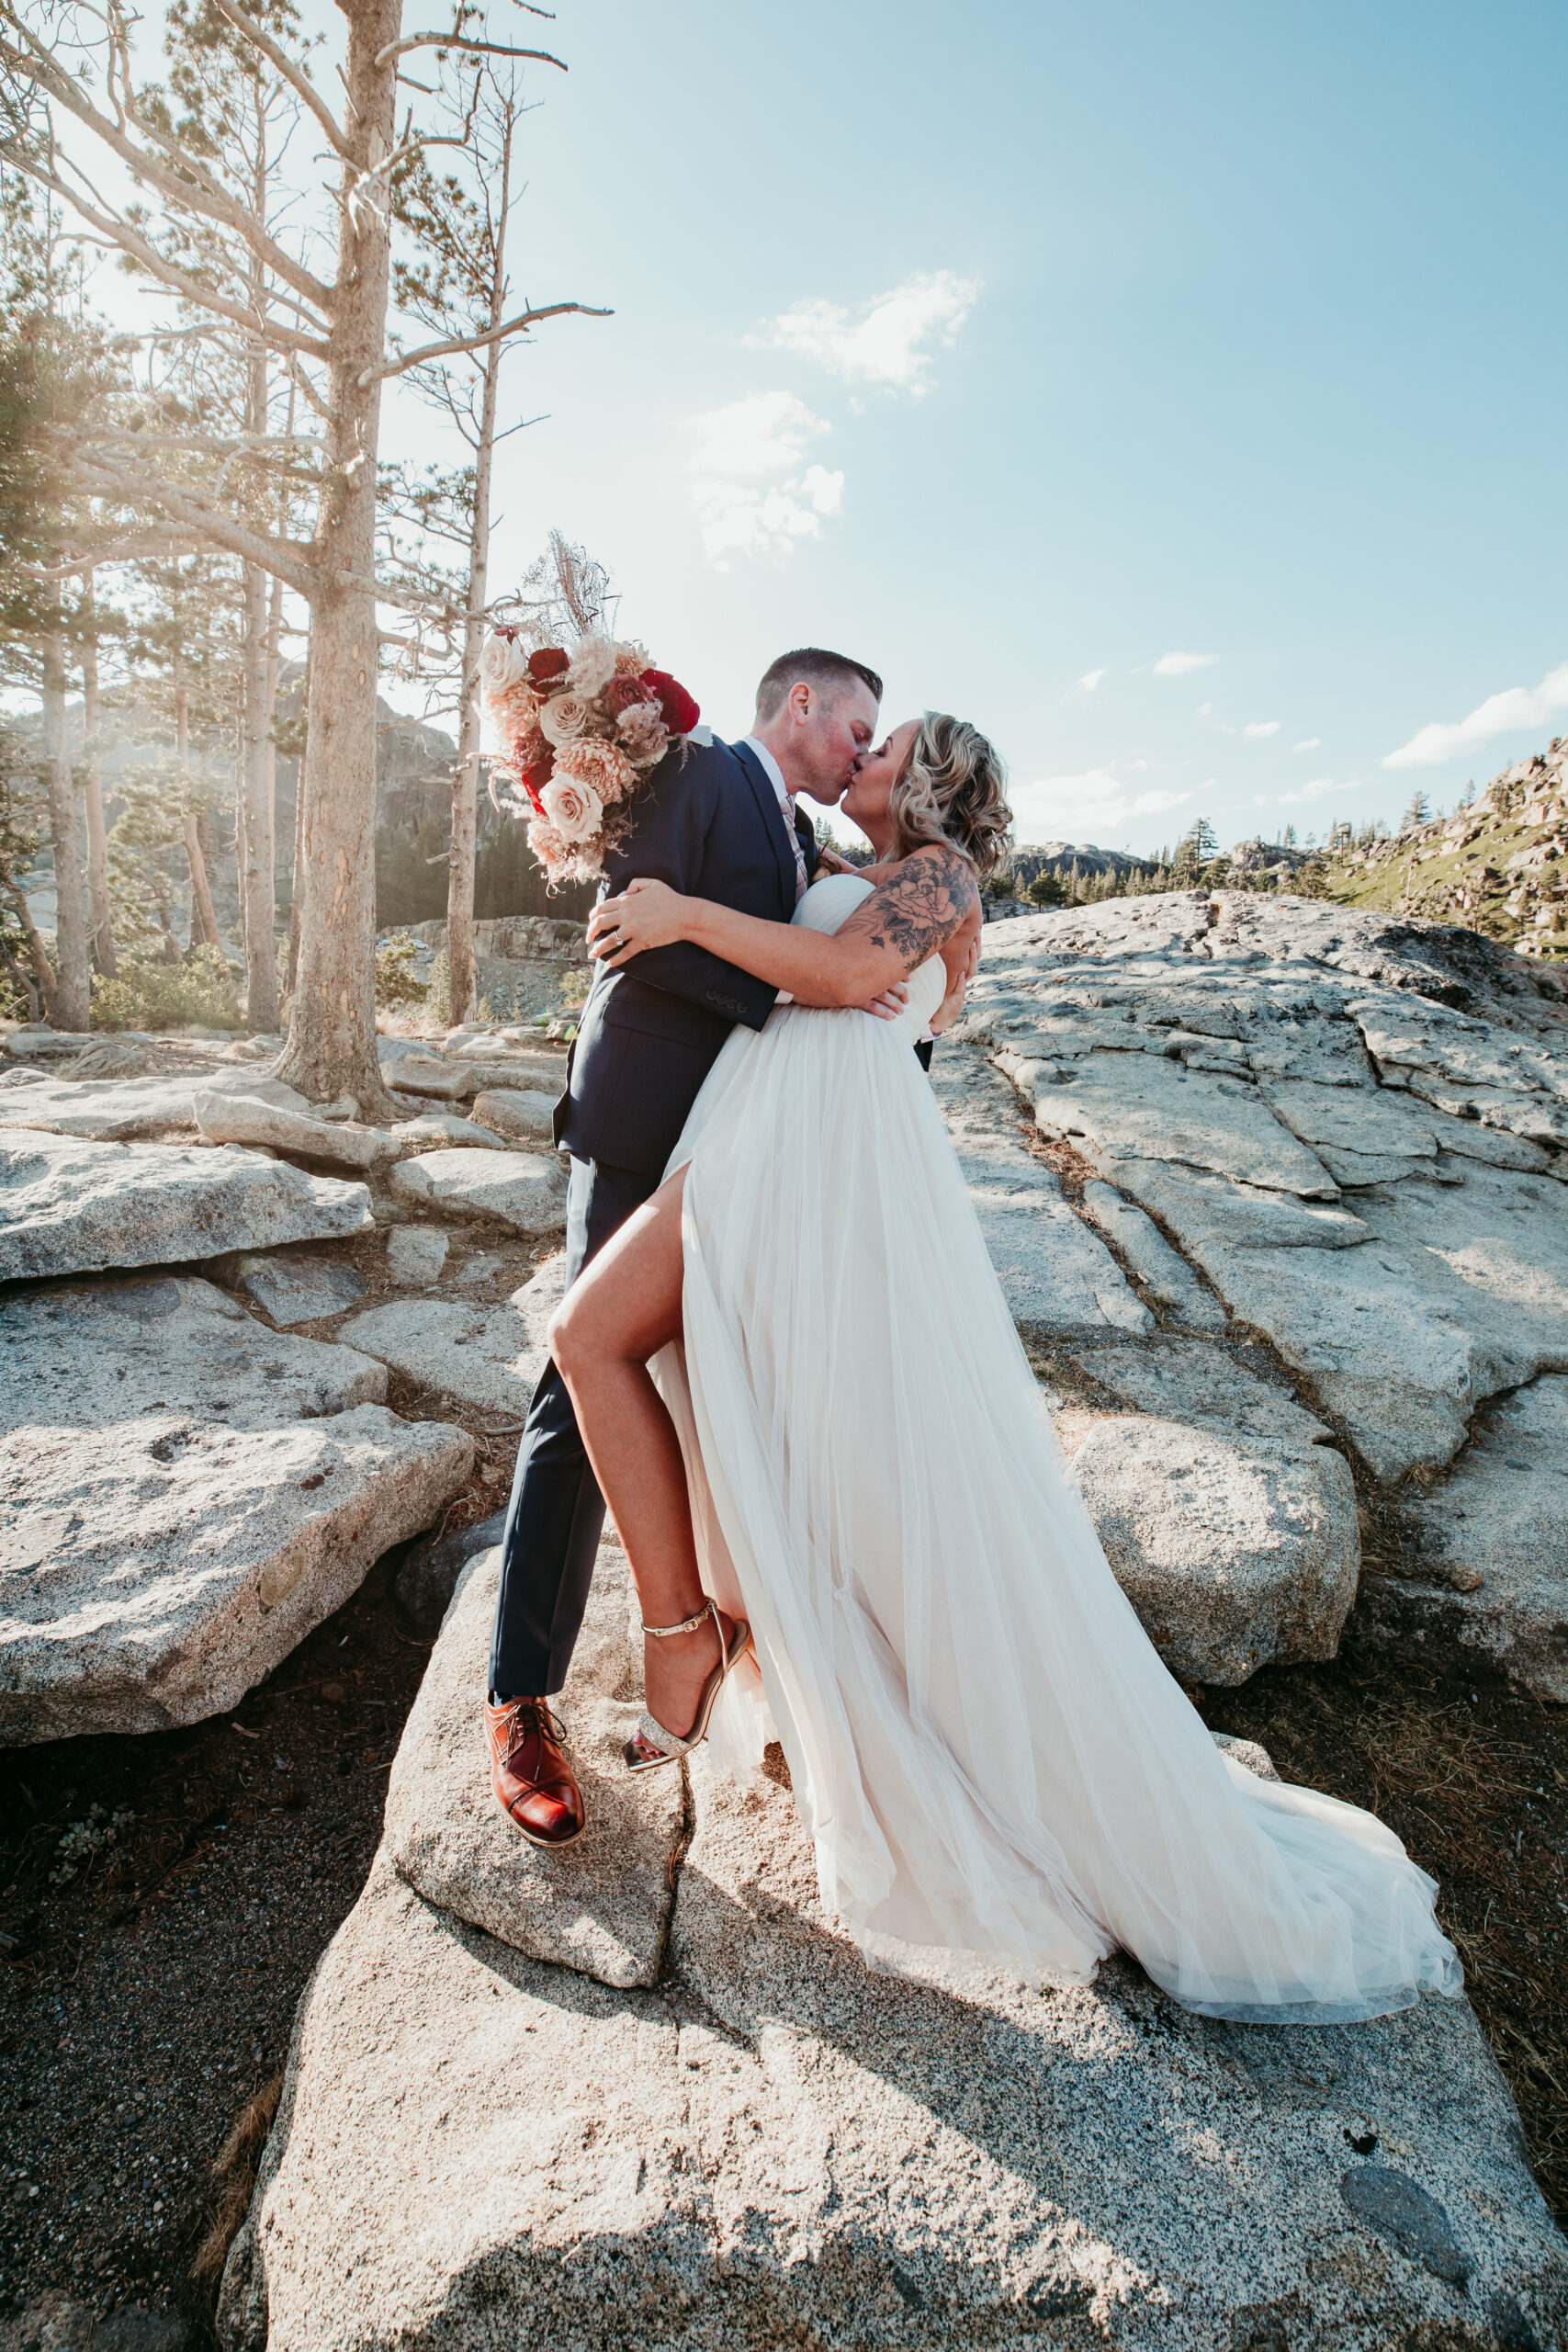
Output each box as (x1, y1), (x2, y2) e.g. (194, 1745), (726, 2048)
(1325, 738), (1567, 958)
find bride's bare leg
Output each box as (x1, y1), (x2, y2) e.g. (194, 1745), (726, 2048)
(548, 1168), (738, 1743)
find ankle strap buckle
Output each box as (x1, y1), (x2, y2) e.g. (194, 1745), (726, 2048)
(640, 1597), (717, 1640)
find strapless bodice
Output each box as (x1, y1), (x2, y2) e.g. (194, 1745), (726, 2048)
(791, 874), (945, 1043)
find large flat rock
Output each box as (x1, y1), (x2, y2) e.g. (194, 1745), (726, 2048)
(469, 1087), (556, 1144)
(220, 1758), (1568, 2352)
(0, 1067), (310, 1140)
(1063, 1413), (1359, 1684)
(0, 1274), (386, 1426)
(1055, 1338), (1359, 1683)
(193, 1091), (400, 1169)
(385, 1540), (685, 1988)
(0, 1277), (472, 1742)
(0, 1129), (372, 1283)
(931, 1047), (1151, 1333)
(339, 1258), (562, 1416)
(389, 1146), (567, 1236)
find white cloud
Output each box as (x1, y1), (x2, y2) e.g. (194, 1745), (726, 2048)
(1009, 769), (1193, 845)
(1154, 650), (1217, 677)
(749, 270), (981, 395)
(1383, 659), (1568, 769)
(1274, 777), (1344, 806)
(686, 392), (844, 567)
(1195, 701), (1212, 718)
(1077, 668), (1107, 692)
(1244, 719), (1281, 739)
(1293, 738), (1321, 751)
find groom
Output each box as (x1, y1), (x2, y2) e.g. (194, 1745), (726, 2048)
(486, 646), (884, 1846)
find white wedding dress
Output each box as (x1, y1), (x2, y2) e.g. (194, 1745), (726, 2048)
(652, 874), (1461, 2021)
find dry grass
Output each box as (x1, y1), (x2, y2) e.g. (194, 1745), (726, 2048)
(189, 2072), (286, 2285)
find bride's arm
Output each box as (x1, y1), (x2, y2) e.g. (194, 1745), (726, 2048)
(587, 844), (980, 1009)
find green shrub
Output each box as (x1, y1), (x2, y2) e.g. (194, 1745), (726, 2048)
(374, 931), (430, 1009)
(422, 947), (451, 1025)
(92, 944), (241, 1032)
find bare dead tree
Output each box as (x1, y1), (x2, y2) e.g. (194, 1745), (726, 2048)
(1, 0), (607, 1103)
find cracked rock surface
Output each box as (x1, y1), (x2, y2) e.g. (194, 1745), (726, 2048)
(953, 888), (1568, 1695)
(0, 1276), (473, 1743)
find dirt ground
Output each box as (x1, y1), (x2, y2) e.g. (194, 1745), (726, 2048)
(3, 1526), (1565, 2345)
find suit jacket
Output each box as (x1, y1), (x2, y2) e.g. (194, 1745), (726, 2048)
(554, 737), (820, 1177)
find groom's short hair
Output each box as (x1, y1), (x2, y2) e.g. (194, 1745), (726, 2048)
(754, 647), (883, 720)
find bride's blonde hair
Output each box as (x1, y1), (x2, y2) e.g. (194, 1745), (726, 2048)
(889, 713), (1012, 879)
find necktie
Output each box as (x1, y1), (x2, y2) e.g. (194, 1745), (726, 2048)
(784, 796), (808, 905)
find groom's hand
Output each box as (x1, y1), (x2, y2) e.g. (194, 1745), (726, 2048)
(860, 980), (910, 1023)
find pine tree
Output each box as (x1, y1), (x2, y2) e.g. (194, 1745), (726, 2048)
(2, 0), (607, 1102)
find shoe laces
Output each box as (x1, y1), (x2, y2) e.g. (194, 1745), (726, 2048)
(504, 1697), (564, 1765)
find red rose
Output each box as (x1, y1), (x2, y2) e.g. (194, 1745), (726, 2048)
(529, 647), (570, 684)
(638, 667), (700, 736)
(604, 673), (649, 720)
(522, 750), (555, 813)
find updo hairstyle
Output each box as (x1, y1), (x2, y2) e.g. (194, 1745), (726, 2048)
(888, 712), (1012, 879)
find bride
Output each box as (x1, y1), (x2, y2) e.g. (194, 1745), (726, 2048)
(547, 710), (1462, 2023)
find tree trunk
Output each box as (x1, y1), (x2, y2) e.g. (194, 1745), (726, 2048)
(276, 0), (401, 1115)
(81, 575), (116, 976)
(446, 114), (513, 1032)
(182, 811), (221, 951)
(237, 117), (279, 1037)
(41, 630), (91, 1030)
(285, 630), (310, 1007)
(241, 561), (278, 1028)
(1, 879), (56, 1019)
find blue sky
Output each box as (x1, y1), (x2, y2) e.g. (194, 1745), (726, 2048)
(387, 0), (1563, 856)
(83, 1), (1568, 856)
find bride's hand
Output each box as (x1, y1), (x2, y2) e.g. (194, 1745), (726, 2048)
(931, 934), (981, 1035)
(587, 877), (689, 965)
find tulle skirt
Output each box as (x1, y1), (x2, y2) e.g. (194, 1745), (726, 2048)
(656, 1002), (1462, 2022)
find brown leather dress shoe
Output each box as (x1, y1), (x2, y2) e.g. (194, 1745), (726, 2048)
(485, 1697), (585, 1849)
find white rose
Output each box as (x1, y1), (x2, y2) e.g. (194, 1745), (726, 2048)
(566, 634), (617, 697)
(539, 772), (604, 843)
(480, 633), (529, 695)
(537, 690), (593, 747)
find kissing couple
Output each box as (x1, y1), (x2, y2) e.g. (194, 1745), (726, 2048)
(486, 645), (1461, 2021)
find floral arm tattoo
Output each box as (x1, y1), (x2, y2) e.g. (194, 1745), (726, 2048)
(837, 844), (980, 972)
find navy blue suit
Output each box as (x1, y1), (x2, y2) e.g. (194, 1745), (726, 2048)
(490, 737), (819, 1697)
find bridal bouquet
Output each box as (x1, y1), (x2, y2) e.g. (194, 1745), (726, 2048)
(481, 628), (702, 885)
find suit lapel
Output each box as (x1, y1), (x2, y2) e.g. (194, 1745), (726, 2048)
(730, 739), (797, 919)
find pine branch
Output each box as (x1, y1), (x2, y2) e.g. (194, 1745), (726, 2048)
(20, 534), (204, 580)
(63, 453), (321, 600)
(0, 25), (334, 315)
(205, 0), (355, 165)
(373, 33), (568, 72)
(364, 298), (610, 385)
(0, 140), (333, 358)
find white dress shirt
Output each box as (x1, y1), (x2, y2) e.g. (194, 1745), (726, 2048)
(739, 734), (806, 1001)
